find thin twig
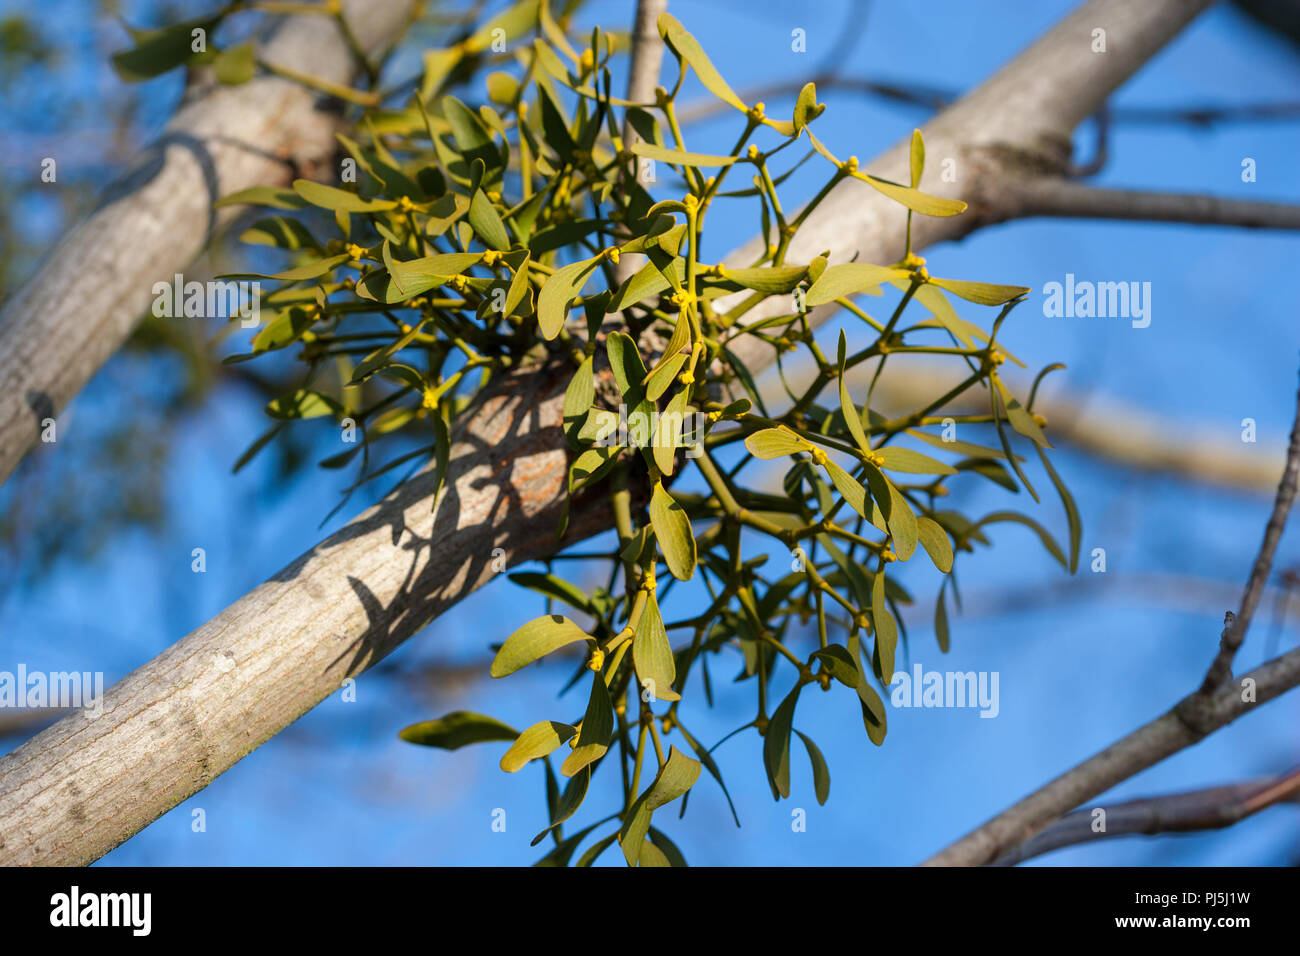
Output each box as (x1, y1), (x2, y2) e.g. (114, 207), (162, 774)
(924, 367), (1300, 866)
(989, 765), (1300, 866)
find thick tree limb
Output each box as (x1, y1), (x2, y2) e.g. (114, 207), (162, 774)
(924, 369), (1300, 867)
(0, 0), (1221, 865)
(0, 0), (414, 487)
(1005, 178), (1300, 229)
(989, 765), (1300, 866)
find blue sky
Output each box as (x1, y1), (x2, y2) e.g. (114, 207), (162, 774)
(2, 0), (1299, 865)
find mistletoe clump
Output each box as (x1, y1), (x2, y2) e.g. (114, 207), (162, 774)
(210, 6), (1078, 866)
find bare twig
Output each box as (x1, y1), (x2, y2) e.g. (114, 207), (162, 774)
(989, 765), (1300, 866)
(1195, 373), (1300, 693)
(924, 368), (1300, 867)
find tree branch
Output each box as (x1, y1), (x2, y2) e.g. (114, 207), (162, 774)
(1006, 177), (1300, 229)
(924, 368), (1300, 867)
(857, 363), (1287, 494)
(989, 765), (1300, 866)
(0, 0), (1223, 865)
(0, 0), (415, 487)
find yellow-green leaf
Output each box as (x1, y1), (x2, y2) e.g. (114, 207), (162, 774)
(633, 589), (680, 703)
(399, 711), (518, 750)
(743, 427), (805, 460)
(858, 174), (966, 217)
(649, 482), (696, 582)
(657, 13), (747, 112)
(619, 746), (702, 865)
(874, 446), (958, 475)
(561, 672), (613, 776)
(930, 276), (1030, 306)
(537, 257), (598, 340)
(909, 128), (925, 188)
(490, 614), (591, 677)
(805, 263), (908, 307)
(292, 179), (398, 213)
(501, 720), (576, 772)
(916, 516), (954, 572)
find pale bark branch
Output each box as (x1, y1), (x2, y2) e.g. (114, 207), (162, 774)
(0, 0), (415, 487)
(924, 368), (1300, 867)
(989, 765), (1300, 866)
(0, 0), (1223, 865)
(1006, 178), (1300, 229)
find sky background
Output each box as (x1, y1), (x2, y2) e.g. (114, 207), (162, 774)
(1, 0), (1299, 866)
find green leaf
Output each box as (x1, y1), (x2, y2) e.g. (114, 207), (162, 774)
(563, 356), (595, 444)
(657, 13), (747, 112)
(823, 460), (871, 523)
(859, 174), (967, 217)
(874, 446), (958, 475)
(916, 516), (954, 573)
(653, 387), (690, 475)
(793, 82), (822, 132)
(213, 42), (255, 85)
(633, 589), (680, 703)
(805, 263), (907, 307)
(561, 672), (613, 776)
(994, 376), (1052, 448)
(214, 186), (307, 210)
(468, 189), (511, 250)
(1038, 446), (1081, 573)
(490, 614), (591, 677)
(935, 586), (951, 653)
(794, 730), (830, 805)
(838, 335), (872, 457)
(762, 686), (800, 800)
(872, 570), (898, 684)
(265, 389), (343, 420)
(399, 711), (519, 750)
(743, 427), (805, 460)
(605, 331), (648, 398)
(909, 128), (925, 188)
(530, 766), (591, 846)
(292, 179), (398, 213)
(649, 483), (696, 582)
(930, 277), (1030, 306)
(646, 827), (689, 867)
(716, 265), (808, 294)
(537, 257), (598, 340)
(631, 141), (737, 167)
(811, 645), (859, 688)
(111, 15), (221, 81)
(619, 746), (702, 866)
(500, 720), (576, 773)
(886, 478), (918, 561)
